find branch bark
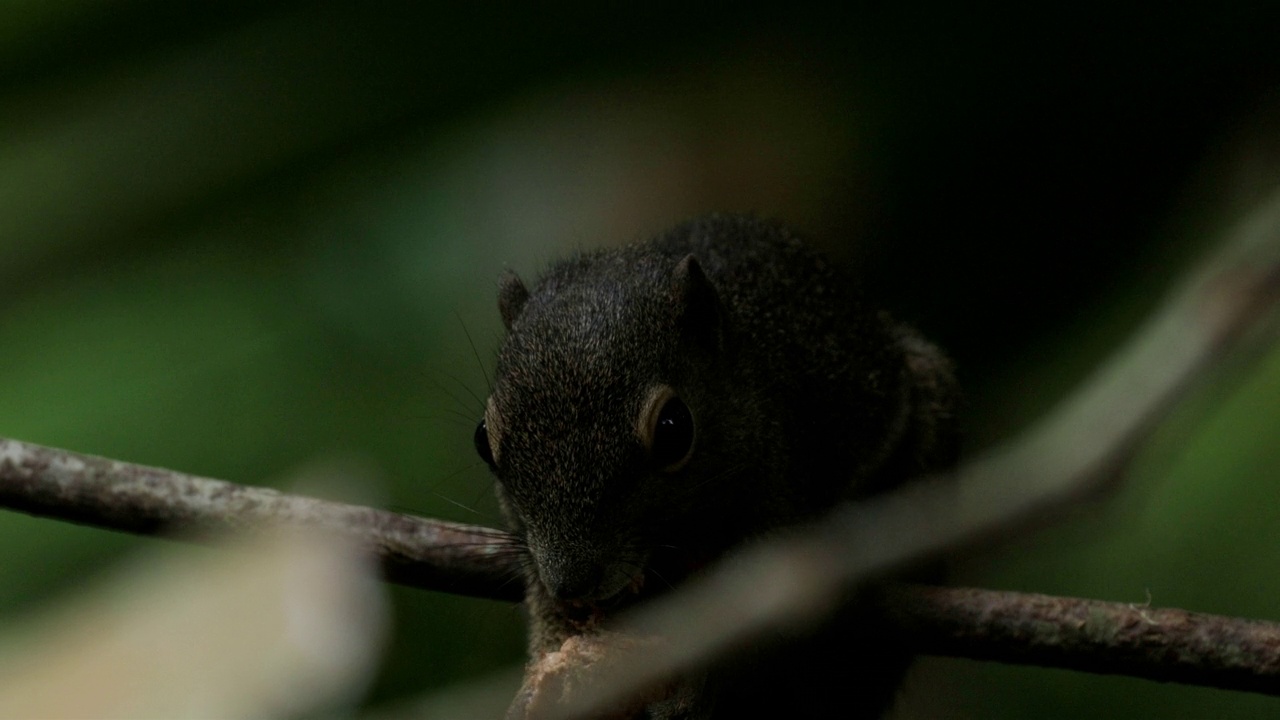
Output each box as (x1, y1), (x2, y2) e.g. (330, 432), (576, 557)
(882, 585), (1280, 696)
(0, 439), (520, 601)
(5, 434), (1278, 697)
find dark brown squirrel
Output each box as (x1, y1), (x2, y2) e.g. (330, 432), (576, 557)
(474, 214), (959, 718)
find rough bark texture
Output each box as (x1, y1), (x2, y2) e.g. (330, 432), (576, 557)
(5, 433), (1280, 698)
(0, 437), (521, 601)
(882, 586), (1280, 695)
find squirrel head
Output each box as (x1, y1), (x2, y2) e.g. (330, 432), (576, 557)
(473, 215), (959, 612)
(477, 251), (726, 606)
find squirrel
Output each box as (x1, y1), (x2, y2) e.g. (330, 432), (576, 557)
(474, 214), (959, 719)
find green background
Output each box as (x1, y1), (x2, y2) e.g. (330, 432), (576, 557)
(1, 2), (1278, 717)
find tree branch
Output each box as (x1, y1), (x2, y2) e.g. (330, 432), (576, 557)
(882, 585), (1280, 696)
(2, 436), (1278, 698)
(0, 439), (519, 601)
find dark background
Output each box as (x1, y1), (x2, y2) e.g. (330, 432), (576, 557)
(1, 2), (1278, 717)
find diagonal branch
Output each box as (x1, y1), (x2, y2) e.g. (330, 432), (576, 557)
(541, 185), (1280, 718)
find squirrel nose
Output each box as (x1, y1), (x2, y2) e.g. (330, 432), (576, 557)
(544, 561), (604, 602)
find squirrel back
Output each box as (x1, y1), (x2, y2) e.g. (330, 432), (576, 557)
(479, 214), (958, 718)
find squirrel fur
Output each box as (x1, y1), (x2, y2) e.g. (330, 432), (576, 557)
(476, 214), (958, 718)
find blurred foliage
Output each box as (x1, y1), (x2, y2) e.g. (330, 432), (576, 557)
(0, 1), (1277, 717)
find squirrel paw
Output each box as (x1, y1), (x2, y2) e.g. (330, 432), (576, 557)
(505, 632), (708, 720)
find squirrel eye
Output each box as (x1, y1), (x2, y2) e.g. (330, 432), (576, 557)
(474, 419), (495, 467)
(651, 397), (695, 470)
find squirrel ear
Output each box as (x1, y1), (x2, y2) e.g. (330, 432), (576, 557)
(672, 254), (723, 350)
(498, 270), (529, 331)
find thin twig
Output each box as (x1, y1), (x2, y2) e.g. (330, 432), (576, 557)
(0, 440), (520, 601)
(2, 437), (1278, 700)
(882, 585), (1280, 696)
